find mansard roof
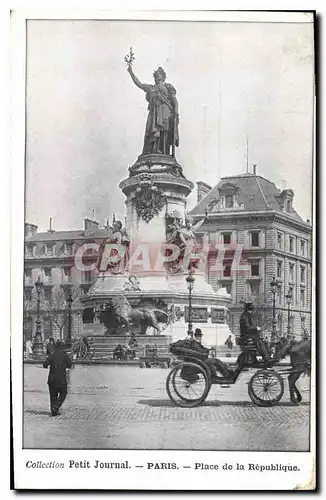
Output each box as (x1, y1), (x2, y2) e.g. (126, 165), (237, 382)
(25, 228), (111, 243)
(190, 173), (304, 222)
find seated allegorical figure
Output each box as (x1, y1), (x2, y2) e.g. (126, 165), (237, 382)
(97, 220), (130, 275)
(166, 214), (199, 273)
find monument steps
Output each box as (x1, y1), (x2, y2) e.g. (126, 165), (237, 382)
(86, 335), (172, 360)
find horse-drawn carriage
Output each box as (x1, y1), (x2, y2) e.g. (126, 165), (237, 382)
(71, 336), (91, 360)
(166, 336), (310, 408)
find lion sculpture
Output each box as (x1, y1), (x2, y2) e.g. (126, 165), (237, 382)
(103, 295), (170, 335)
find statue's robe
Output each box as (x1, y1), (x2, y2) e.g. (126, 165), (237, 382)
(143, 83), (179, 154)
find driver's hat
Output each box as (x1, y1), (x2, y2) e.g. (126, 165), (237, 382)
(194, 328), (203, 337)
(244, 301), (254, 310)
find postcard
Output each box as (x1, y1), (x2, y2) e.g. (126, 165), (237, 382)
(11, 8), (315, 490)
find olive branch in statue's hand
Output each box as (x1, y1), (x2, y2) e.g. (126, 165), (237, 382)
(124, 47), (135, 68)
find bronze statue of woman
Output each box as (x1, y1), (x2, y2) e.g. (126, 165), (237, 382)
(127, 65), (179, 156)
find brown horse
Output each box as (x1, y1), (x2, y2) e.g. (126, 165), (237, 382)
(274, 338), (311, 404)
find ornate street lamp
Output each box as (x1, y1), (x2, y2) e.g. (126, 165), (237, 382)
(270, 276), (278, 341)
(186, 271), (195, 337)
(32, 276), (44, 358)
(285, 286), (293, 339)
(65, 289), (73, 349)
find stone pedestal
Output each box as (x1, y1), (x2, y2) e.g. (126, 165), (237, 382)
(81, 153), (233, 349)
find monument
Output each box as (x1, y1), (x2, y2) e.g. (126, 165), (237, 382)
(81, 48), (232, 355)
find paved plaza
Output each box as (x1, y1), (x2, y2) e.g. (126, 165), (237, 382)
(24, 364), (310, 451)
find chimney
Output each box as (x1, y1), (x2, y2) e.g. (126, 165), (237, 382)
(47, 217), (55, 233)
(84, 217), (100, 233)
(25, 223), (38, 238)
(253, 164), (257, 176)
(196, 181), (212, 203)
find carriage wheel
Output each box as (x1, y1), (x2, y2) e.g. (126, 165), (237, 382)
(166, 362), (211, 408)
(79, 342), (88, 359)
(248, 370), (284, 407)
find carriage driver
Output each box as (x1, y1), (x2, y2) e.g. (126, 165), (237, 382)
(240, 302), (270, 364)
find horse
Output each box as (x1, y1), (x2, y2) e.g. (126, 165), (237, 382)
(274, 338), (311, 404)
(107, 295), (171, 335)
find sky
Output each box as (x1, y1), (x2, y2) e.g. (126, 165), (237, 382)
(25, 18), (314, 231)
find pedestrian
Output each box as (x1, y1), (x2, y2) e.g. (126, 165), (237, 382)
(46, 337), (55, 356)
(43, 340), (73, 417)
(224, 334), (233, 350)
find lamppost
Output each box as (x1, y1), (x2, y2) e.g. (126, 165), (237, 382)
(186, 271), (195, 337)
(66, 289), (73, 349)
(270, 276), (278, 342)
(285, 286), (293, 339)
(32, 276), (44, 358)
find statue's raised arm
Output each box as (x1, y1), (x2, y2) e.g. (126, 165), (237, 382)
(127, 65), (151, 93)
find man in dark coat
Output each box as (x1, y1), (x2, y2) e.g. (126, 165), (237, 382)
(43, 340), (73, 416)
(240, 302), (270, 363)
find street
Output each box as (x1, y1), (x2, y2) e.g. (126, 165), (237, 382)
(24, 364), (310, 451)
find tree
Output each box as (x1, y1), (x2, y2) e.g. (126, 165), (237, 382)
(43, 286), (67, 340)
(43, 285), (83, 340)
(241, 293), (273, 334)
(251, 293), (273, 335)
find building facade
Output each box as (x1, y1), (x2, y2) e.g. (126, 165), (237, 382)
(191, 172), (312, 339)
(24, 217), (109, 343)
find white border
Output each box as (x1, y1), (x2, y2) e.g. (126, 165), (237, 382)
(10, 7), (316, 491)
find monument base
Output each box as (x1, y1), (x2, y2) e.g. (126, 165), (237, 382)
(85, 334), (173, 360)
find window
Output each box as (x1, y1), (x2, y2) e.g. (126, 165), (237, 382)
(277, 288), (283, 306)
(286, 199), (292, 212)
(277, 314), (283, 335)
(300, 289), (306, 308)
(44, 268), (51, 278)
(26, 245), (34, 257)
(289, 264), (295, 282)
(300, 266), (306, 283)
(223, 263), (232, 277)
(251, 262), (260, 277)
(249, 281), (260, 298)
(300, 240), (305, 256)
(251, 231), (260, 247)
(44, 289), (52, 303)
(225, 195), (234, 208)
(290, 316), (295, 334)
(289, 236), (294, 253)
(43, 317), (52, 341)
(277, 261), (282, 279)
(45, 244), (54, 256)
(222, 233), (231, 245)
(65, 243), (73, 255)
(277, 233), (282, 250)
